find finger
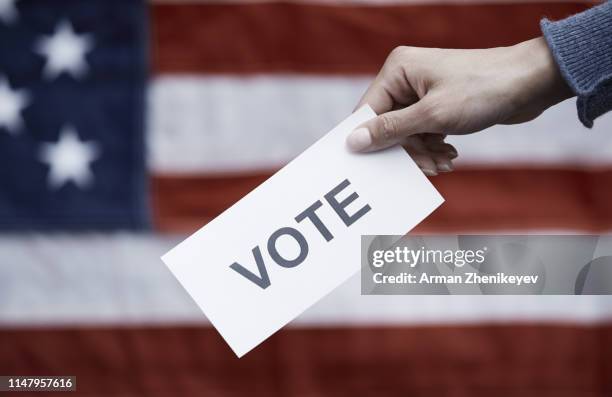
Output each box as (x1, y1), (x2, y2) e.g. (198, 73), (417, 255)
(347, 101), (439, 152)
(409, 152), (439, 176)
(401, 134), (428, 152)
(412, 133), (457, 158)
(432, 154), (454, 173)
(421, 133), (446, 144)
(355, 63), (418, 113)
(402, 140), (438, 176)
(401, 134), (457, 159)
(426, 142), (458, 158)
(355, 75), (395, 114)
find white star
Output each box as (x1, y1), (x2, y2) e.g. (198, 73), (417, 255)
(36, 21), (93, 80)
(39, 126), (100, 189)
(0, 77), (29, 134)
(0, 0), (18, 24)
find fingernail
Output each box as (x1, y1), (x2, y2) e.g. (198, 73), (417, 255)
(437, 163), (453, 172)
(346, 128), (372, 152)
(431, 145), (457, 157)
(422, 168), (438, 176)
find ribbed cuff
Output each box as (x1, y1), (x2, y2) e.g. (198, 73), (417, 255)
(541, 1), (612, 128)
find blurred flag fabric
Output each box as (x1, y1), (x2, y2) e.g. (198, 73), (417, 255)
(0, 0), (148, 230)
(1, 0), (612, 395)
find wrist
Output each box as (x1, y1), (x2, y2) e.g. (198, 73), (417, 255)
(512, 37), (574, 109)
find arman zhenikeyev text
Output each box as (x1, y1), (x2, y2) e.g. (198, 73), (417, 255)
(373, 272), (539, 286)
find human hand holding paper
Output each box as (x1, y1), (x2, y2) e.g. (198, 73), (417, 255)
(162, 105), (443, 357)
(347, 37), (573, 173)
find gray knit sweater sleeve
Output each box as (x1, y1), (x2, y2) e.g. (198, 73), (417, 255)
(541, 1), (612, 127)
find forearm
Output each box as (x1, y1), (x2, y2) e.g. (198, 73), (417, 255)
(541, 1), (612, 127)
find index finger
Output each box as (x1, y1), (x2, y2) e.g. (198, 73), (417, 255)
(354, 75), (395, 114)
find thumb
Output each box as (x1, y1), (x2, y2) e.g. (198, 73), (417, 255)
(346, 100), (436, 152)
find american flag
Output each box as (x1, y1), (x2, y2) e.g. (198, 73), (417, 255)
(0, 0), (147, 229)
(1, 0), (612, 395)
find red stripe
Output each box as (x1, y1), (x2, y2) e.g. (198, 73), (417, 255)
(151, 2), (591, 74)
(2, 325), (610, 396)
(152, 172), (270, 232)
(151, 168), (612, 233)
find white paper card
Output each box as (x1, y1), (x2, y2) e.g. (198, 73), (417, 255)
(161, 105), (443, 357)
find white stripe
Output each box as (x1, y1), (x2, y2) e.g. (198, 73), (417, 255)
(148, 76), (612, 174)
(2, 234), (612, 326)
(449, 106), (612, 168)
(148, 75), (370, 174)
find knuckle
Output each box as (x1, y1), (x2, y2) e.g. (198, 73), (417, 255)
(389, 45), (411, 58)
(386, 46), (410, 67)
(377, 114), (401, 142)
(389, 46), (406, 58)
(382, 46), (416, 80)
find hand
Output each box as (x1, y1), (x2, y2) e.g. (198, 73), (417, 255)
(347, 37), (573, 175)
